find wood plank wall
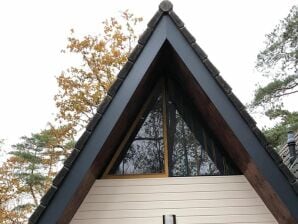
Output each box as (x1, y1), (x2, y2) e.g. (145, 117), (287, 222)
(70, 176), (277, 224)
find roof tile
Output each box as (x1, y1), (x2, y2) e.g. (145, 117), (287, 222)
(108, 78), (123, 97)
(97, 95), (112, 114)
(252, 127), (268, 147)
(227, 92), (245, 111)
(117, 61), (134, 79)
(169, 11), (184, 28)
(52, 166), (69, 187)
(75, 130), (92, 150)
(215, 75), (232, 93)
(180, 27), (196, 44)
(64, 148), (80, 168)
(203, 59), (219, 77)
(40, 186), (57, 206)
(128, 44), (144, 62)
(239, 109), (257, 129)
(138, 28), (153, 45)
(266, 144), (283, 164)
(148, 10), (163, 28)
(191, 43), (208, 60)
(28, 205), (45, 224)
(86, 113), (103, 132)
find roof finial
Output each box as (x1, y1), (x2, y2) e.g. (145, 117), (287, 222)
(159, 0), (173, 12)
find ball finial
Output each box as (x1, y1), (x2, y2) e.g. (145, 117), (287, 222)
(159, 0), (173, 12)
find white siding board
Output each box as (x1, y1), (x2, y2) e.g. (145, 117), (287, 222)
(73, 206), (269, 219)
(84, 190), (258, 203)
(93, 176), (247, 187)
(78, 198), (264, 211)
(88, 182), (253, 194)
(71, 176), (277, 224)
(71, 220), (276, 224)
(71, 215), (276, 224)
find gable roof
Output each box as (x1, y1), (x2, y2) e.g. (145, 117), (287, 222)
(29, 1), (298, 223)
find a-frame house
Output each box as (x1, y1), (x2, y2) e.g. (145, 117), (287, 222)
(29, 1), (298, 223)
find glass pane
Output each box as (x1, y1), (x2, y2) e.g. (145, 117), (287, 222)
(111, 96), (164, 175)
(169, 108), (220, 176)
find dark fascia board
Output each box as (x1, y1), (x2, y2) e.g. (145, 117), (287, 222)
(30, 1), (298, 223)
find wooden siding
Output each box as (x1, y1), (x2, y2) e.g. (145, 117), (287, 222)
(71, 175), (277, 224)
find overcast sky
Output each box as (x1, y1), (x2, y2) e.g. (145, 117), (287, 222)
(0, 0), (297, 149)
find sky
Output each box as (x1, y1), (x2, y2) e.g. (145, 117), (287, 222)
(0, 0), (297, 151)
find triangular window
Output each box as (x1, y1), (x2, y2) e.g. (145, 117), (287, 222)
(105, 79), (240, 178)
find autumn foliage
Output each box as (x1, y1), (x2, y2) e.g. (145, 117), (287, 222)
(55, 11), (142, 134)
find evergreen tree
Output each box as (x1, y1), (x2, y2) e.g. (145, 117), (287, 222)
(0, 126), (73, 223)
(251, 5), (298, 148)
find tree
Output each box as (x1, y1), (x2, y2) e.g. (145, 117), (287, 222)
(54, 11), (142, 134)
(0, 161), (25, 223)
(251, 5), (298, 148)
(0, 126), (73, 223)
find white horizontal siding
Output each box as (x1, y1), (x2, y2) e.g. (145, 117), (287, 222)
(71, 175), (277, 224)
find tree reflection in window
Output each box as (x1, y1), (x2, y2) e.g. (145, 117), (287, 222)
(166, 85), (240, 176)
(111, 96), (164, 175)
(168, 107), (220, 176)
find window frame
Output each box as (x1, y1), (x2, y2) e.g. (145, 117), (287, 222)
(103, 77), (240, 179)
